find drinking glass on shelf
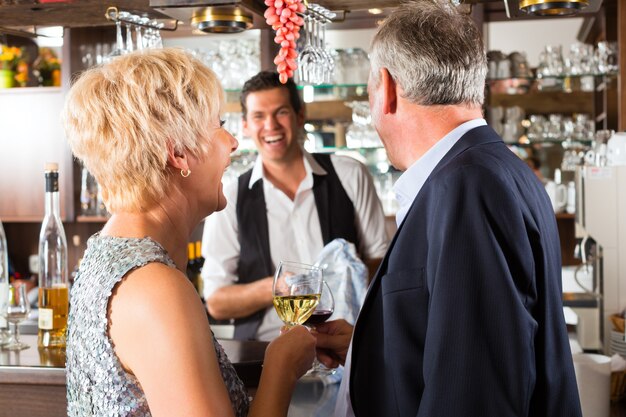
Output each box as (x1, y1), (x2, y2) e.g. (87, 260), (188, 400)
(2, 285), (30, 351)
(298, 12), (322, 85)
(596, 41), (618, 74)
(124, 15), (134, 54)
(111, 13), (125, 56)
(303, 280), (335, 376)
(272, 261), (323, 328)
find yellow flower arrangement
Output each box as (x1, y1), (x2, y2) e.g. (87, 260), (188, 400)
(34, 47), (61, 86)
(0, 45), (23, 71)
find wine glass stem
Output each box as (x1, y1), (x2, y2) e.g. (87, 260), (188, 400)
(14, 322), (20, 345)
(9, 322), (17, 345)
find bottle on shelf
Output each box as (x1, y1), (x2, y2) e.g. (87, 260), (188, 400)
(79, 166), (97, 216)
(38, 162), (69, 349)
(186, 242), (198, 289)
(0, 218), (10, 343)
(185, 242), (205, 300)
(194, 241), (204, 300)
(186, 242), (195, 271)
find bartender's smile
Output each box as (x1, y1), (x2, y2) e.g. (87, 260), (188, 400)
(265, 134), (284, 144)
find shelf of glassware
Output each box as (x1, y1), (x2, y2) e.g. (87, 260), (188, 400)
(490, 91), (595, 115)
(223, 84), (368, 121)
(486, 72), (617, 88)
(229, 146), (388, 166)
(506, 138), (592, 148)
(487, 73), (617, 115)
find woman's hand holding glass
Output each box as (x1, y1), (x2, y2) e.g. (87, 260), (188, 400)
(272, 261), (323, 327)
(264, 325), (317, 383)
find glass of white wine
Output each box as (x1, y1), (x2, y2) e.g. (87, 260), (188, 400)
(272, 261), (323, 328)
(2, 284), (30, 351)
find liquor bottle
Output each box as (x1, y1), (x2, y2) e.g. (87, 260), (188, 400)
(0, 218), (9, 341)
(186, 243), (196, 284)
(194, 241), (204, 300)
(38, 163), (69, 348)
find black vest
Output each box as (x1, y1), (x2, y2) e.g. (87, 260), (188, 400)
(233, 153), (359, 340)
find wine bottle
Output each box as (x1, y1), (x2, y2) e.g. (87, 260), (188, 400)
(194, 241), (204, 299)
(0, 219), (9, 337)
(38, 162), (69, 348)
(186, 242), (196, 283)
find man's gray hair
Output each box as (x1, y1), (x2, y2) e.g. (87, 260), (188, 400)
(370, 0), (487, 106)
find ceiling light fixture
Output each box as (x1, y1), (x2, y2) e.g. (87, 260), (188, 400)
(191, 6), (253, 34)
(519, 0), (589, 16)
(368, 8), (383, 15)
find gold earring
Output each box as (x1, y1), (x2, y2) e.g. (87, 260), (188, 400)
(180, 169), (191, 178)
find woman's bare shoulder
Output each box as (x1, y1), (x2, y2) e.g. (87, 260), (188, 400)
(108, 262), (209, 367)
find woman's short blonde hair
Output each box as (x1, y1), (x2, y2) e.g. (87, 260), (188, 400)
(62, 48), (223, 213)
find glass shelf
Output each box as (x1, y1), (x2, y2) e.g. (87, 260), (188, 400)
(506, 139), (592, 148)
(224, 83), (368, 93)
(230, 146), (386, 158)
(224, 84), (368, 104)
(486, 72), (618, 82)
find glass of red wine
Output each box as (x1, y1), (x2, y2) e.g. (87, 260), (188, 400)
(304, 280), (335, 376)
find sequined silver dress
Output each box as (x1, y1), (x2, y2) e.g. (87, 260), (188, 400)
(66, 234), (250, 417)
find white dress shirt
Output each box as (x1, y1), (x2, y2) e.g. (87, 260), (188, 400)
(202, 151), (388, 341)
(335, 118), (488, 417)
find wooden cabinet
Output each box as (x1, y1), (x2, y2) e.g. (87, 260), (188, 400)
(489, 90), (595, 115)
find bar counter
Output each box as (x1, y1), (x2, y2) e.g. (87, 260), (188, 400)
(0, 334), (337, 417)
(5, 333), (626, 416)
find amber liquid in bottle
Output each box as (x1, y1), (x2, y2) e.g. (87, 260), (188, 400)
(38, 163), (69, 348)
(38, 286), (69, 348)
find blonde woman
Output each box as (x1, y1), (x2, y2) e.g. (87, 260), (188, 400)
(62, 48), (315, 417)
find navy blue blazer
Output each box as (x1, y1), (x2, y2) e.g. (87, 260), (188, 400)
(349, 126), (582, 417)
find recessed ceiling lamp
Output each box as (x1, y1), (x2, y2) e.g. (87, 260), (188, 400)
(191, 6), (253, 34)
(519, 0), (589, 16)
(368, 8), (384, 15)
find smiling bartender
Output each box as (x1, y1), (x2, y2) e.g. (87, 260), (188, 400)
(201, 71), (388, 341)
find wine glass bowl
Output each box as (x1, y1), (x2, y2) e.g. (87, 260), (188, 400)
(304, 280), (334, 327)
(2, 284), (30, 351)
(272, 261), (323, 327)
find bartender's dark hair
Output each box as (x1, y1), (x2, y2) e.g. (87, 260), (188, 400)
(240, 71), (303, 117)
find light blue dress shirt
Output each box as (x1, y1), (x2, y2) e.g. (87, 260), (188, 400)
(393, 118), (487, 227)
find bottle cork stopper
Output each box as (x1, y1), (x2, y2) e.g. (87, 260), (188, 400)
(45, 162), (59, 172)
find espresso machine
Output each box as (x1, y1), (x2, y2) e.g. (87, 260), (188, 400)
(573, 165), (626, 352)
